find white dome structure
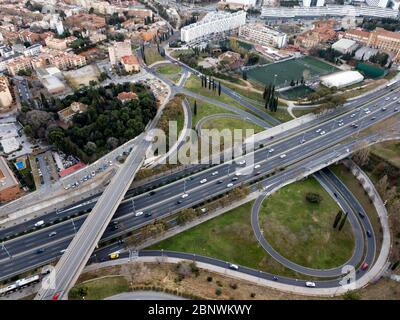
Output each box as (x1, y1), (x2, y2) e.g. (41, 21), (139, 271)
(320, 71), (364, 88)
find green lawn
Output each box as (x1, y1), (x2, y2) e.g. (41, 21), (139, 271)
(186, 97), (234, 128)
(259, 177), (355, 269)
(202, 116), (264, 135)
(144, 46), (164, 65)
(149, 202), (322, 279)
(370, 141), (400, 169)
(70, 276), (129, 300)
(155, 64), (182, 83)
(220, 80), (264, 103)
(184, 75), (251, 113)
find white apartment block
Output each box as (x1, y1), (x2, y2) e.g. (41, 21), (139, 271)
(222, 0), (257, 6)
(108, 40), (132, 65)
(303, 0), (325, 6)
(239, 24), (288, 48)
(0, 76), (13, 109)
(261, 5), (399, 19)
(180, 11), (247, 44)
(367, 0), (400, 10)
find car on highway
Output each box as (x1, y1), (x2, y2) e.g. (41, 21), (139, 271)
(254, 171), (261, 176)
(361, 262), (369, 271)
(366, 230), (372, 238)
(381, 107), (387, 111)
(351, 124), (358, 128)
(36, 248), (45, 254)
(228, 263), (239, 270)
(320, 131), (326, 135)
(34, 220), (44, 227)
(350, 114), (356, 118)
(149, 191), (156, 196)
(52, 292), (60, 301)
(273, 276), (278, 281)
(385, 97), (391, 101)
(238, 160), (246, 165)
(393, 96), (397, 100)
(279, 154), (287, 159)
(200, 178), (207, 184)
(231, 176), (239, 181)
(305, 281), (316, 288)
(176, 200), (183, 204)
(109, 252), (119, 260)
(217, 180), (223, 184)
(226, 183), (234, 188)
(357, 211), (365, 219)
(135, 211), (144, 217)
(181, 193), (189, 199)
(212, 171), (218, 176)
(254, 164), (261, 169)
(316, 128), (321, 133)
(395, 107), (399, 112)
(60, 249), (67, 254)
(48, 232), (57, 237)
(300, 138), (306, 144)
(200, 208), (208, 214)
(364, 109), (371, 114)
(144, 212), (153, 218)
(268, 148), (274, 153)
(371, 116), (376, 120)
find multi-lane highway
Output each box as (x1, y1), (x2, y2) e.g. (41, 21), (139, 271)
(0, 86), (398, 288)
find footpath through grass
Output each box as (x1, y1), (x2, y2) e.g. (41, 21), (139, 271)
(259, 177), (355, 269)
(155, 63), (182, 83)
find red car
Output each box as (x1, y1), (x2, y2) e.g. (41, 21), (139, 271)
(361, 263), (369, 271)
(52, 292), (60, 300)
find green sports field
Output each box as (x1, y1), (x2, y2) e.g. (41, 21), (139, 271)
(248, 56), (338, 87)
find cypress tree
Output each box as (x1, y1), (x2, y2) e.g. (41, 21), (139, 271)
(338, 212), (349, 231)
(218, 82), (221, 96)
(194, 100), (197, 115)
(333, 210), (343, 229)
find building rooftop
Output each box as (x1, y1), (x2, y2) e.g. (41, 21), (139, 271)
(0, 156), (19, 192)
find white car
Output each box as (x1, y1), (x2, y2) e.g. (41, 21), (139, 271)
(385, 97), (391, 101)
(181, 193), (189, 198)
(316, 128), (321, 133)
(254, 164), (260, 169)
(381, 107), (387, 111)
(34, 220), (44, 227)
(268, 148), (274, 153)
(350, 114), (356, 118)
(226, 183), (234, 188)
(229, 263), (239, 270)
(279, 154), (286, 159)
(338, 123), (344, 127)
(393, 96), (398, 100)
(320, 131), (326, 135)
(238, 160), (246, 165)
(365, 110), (371, 114)
(200, 208), (208, 213)
(200, 178), (207, 184)
(305, 281), (316, 288)
(135, 211), (144, 217)
(212, 171), (218, 176)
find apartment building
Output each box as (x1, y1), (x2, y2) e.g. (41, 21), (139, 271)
(0, 76), (13, 110)
(239, 23), (288, 49)
(121, 55), (140, 73)
(45, 36), (77, 51)
(261, 5), (399, 19)
(6, 56), (32, 76)
(181, 11), (246, 44)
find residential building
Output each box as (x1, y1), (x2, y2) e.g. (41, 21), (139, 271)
(294, 19), (337, 49)
(181, 11), (246, 44)
(58, 101), (88, 123)
(0, 76), (13, 110)
(239, 23), (288, 49)
(18, 30), (41, 44)
(23, 43), (42, 57)
(45, 36), (77, 51)
(0, 156), (21, 202)
(65, 14), (106, 31)
(261, 5), (399, 19)
(6, 56), (32, 76)
(108, 40), (132, 65)
(121, 55), (140, 73)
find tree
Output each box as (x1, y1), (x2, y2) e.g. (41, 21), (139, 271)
(352, 143), (370, 167)
(338, 212), (348, 231)
(242, 71), (247, 80)
(333, 210), (343, 228)
(218, 81), (221, 96)
(193, 100), (197, 116)
(306, 192), (322, 204)
(89, 7), (94, 14)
